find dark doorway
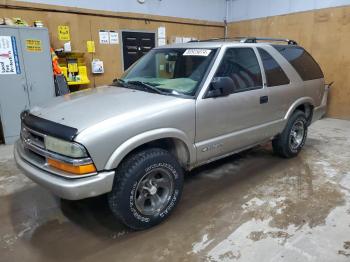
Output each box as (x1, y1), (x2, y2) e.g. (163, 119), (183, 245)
(122, 31), (156, 70)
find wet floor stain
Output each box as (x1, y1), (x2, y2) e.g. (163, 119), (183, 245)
(0, 118), (350, 262)
(0, 159), (32, 197)
(247, 230), (291, 244)
(338, 241), (350, 257)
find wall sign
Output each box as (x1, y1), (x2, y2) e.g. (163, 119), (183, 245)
(158, 38), (166, 46)
(158, 27), (166, 38)
(86, 40), (95, 53)
(99, 30), (109, 44)
(92, 59), (104, 74)
(0, 36), (21, 75)
(58, 25), (70, 41)
(25, 39), (42, 52)
(109, 31), (119, 44)
(157, 26), (166, 46)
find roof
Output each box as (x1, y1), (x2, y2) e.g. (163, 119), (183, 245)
(155, 37), (298, 49)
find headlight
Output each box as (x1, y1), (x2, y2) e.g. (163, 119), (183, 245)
(44, 136), (88, 158)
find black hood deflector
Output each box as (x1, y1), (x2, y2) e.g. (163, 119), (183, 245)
(21, 110), (78, 141)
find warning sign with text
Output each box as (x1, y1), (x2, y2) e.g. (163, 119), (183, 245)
(0, 36), (21, 75)
(26, 39), (42, 52)
(58, 25), (70, 41)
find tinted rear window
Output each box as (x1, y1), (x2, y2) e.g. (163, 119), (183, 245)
(258, 48), (290, 87)
(273, 45), (323, 81)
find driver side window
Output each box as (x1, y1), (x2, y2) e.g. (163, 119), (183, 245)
(215, 48), (263, 92)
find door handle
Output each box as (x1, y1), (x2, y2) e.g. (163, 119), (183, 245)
(260, 96), (269, 104)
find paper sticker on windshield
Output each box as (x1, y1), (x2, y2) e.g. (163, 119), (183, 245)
(183, 49), (211, 56)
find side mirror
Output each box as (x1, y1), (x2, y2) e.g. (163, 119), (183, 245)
(206, 77), (235, 98)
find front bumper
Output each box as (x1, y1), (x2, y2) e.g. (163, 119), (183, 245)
(14, 140), (115, 200)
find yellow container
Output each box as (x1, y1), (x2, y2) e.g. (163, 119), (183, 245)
(78, 66), (89, 82)
(68, 63), (78, 73)
(67, 66), (90, 85)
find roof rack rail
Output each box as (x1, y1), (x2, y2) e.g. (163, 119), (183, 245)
(239, 37), (298, 45)
(189, 37), (298, 45)
(188, 37), (227, 42)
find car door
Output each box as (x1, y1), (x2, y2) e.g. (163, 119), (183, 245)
(195, 46), (278, 165)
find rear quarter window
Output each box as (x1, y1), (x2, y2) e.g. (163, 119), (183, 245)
(273, 45), (324, 81)
(257, 48), (290, 87)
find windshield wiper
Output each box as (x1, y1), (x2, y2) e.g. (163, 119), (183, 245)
(111, 78), (126, 87)
(126, 80), (164, 94)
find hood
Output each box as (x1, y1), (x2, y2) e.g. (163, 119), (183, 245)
(30, 86), (187, 132)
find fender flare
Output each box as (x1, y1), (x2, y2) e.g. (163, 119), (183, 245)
(104, 128), (196, 170)
(284, 97), (315, 121)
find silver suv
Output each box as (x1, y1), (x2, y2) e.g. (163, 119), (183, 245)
(15, 37), (328, 229)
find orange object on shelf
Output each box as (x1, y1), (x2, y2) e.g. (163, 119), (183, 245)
(51, 48), (62, 75)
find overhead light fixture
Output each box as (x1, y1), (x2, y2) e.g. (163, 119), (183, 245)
(138, 0), (145, 4)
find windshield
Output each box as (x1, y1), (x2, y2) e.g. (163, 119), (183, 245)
(119, 48), (217, 96)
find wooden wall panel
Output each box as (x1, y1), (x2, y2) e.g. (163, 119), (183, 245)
(229, 6), (350, 120)
(0, 3), (224, 89)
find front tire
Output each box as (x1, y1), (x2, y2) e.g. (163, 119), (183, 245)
(108, 148), (184, 230)
(272, 110), (308, 158)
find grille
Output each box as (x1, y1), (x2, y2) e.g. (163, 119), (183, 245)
(21, 125), (45, 150)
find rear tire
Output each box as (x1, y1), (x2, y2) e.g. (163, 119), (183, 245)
(272, 110), (308, 158)
(108, 148), (184, 230)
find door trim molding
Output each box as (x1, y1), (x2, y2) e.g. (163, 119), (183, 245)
(196, 118), (285, 148)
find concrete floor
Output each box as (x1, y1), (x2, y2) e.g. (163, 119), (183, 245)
(0, 118), (350, 262)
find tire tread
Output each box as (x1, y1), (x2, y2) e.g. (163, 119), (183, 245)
(272, 110), (307, 158)
(108, 148), (181, 230)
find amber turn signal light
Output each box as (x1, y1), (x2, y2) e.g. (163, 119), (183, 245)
(47, 158), (96, 175)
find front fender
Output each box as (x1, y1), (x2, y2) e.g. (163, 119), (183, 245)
(104, 128), (196, 170)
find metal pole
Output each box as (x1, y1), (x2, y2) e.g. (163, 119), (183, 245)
(224, 0), (230, 39)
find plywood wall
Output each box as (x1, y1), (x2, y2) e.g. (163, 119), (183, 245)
(0, 1), (224, 88)
(228, 6), (350, 120)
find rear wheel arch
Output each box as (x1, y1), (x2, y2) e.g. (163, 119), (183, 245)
(273, 110), (308, 158)
(285, 98), (314, 123)
(295, 103), (314, 125)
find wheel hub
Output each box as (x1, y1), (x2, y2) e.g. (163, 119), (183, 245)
(145, 183), (158, 195)
(134, 167), (174, 216)
(289, 120), (305, 150)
